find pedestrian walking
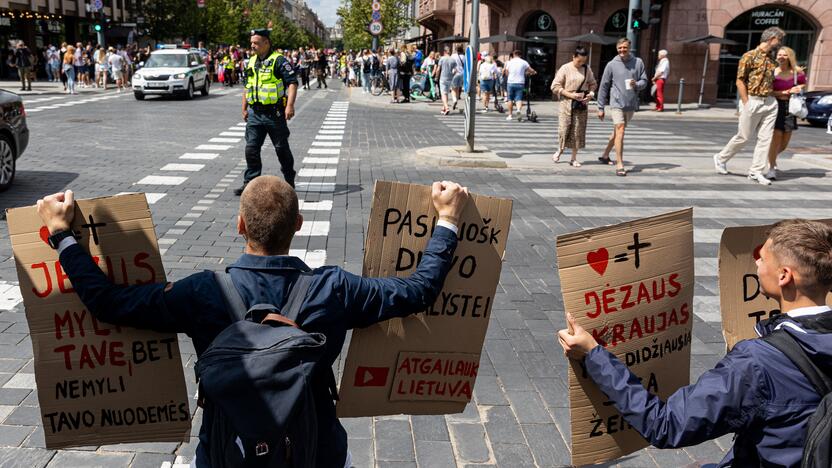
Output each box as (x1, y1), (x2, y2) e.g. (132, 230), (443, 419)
(504, 50), (537, 121)
(299, 47), (310, 90)
(46, 45), (60, 82)
(551, 46), (597, 167)
(235, 28), (298, 195)
(316, 50), (328, 89)
(62, 45), (77, 95)
(596, 37), (648, 176)
(451, 46), (465, 110)
(95, 46), (108, 89)
(652, 49), (669, 111)
(767, 46), (806, 180)
(386, 48), (400, 103)
(361, 49), (372, 93)
(35, 179), (469, 468)
(399, 46), (414, 103)
(11, 41), (33, 91)
(435, 47), (457, 115)
(107, 47), (126, 92)
(477, 55), (498, 112)
(559, 218), (832, 468)
(714, 27), (785, 186)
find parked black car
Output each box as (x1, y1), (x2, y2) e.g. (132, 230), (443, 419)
(804, 90), (832, 128)
(0, 89), (28, 192)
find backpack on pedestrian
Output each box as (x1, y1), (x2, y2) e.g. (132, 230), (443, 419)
(195, 272), (333, 468)
(763, 327), (832, 468)
(370, 55), (380, 74)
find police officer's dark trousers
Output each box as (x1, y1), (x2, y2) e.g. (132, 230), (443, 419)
(244, 105), (296, 187)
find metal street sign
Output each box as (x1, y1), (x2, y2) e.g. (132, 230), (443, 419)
(372, 2), (381, 11)
(463, 46), (473, 94)
(93, 0), (103, 10)
(369, 21), (383, 36)
(371, 10), (381, 21)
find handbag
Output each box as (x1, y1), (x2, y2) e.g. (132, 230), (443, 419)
(788, 70), (808, 119)
(571, 65), (589, 111)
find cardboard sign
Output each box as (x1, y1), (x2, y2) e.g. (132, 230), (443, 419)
(6, 194), (190, 449)
(718, 222), (832, 349)
(556, 209), (694, 466)
(337, 181), (512, 417)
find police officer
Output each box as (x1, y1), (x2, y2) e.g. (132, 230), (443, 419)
(235, 29), (298, 195)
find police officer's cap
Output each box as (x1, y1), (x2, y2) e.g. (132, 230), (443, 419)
(250, 28), (271, 39)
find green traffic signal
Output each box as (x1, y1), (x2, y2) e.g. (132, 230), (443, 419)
(94, 24), (102, 32)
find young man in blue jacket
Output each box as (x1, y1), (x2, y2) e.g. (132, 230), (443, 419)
(559, 219), (832, 467)
(36, 176), (469, 468)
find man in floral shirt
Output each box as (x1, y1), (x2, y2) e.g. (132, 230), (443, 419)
(713, 26), (784, 186)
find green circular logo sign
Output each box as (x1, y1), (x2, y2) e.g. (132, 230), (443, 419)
(537, 14), (553, 31)
(612, 11), (627, 30)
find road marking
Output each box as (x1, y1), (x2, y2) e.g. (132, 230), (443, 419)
(289, 249), (326, 268)
(196, 144), (232, 151)
(299, 168), (337, 177)
(297, 221), (330, 236)
(209, 137), (241, 143)
(135, 175), (188, 185)
(161, 163), (205, 172)
(319, 130), (344, 134)
(0, 281), (22, 311)
(220, 132), (246, 137)
(315, 135), (343, 140)
(3, 373), (36, 389)
(312, 141), (342, 147)
(295, 182), (335, 192)
(299, 200), (333, 211)
(308, 148), (340, 155)
(116, 192), (167, 204)
(180, 153), (219, 160)
(303, 157), (339, 164)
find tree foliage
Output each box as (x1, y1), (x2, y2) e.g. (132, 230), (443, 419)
(137, 0), (323, 49)
(337, 0), (414, 51)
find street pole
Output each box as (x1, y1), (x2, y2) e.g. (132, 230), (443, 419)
(464, 0), (480, 152)
(372, 36), (378, 52)
(626, 0), (640, 55)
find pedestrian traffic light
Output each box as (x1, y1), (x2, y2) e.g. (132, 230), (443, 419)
(630, 8), (647, 30)
(94, 23), (102, 32)
(649, 3), (663, 25)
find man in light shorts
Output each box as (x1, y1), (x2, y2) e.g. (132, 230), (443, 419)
(434, 47), (457, 115)
(596, 37), (648, 176)
(450, 45), (465, 111)
(107, 47), (126, 92)
(503, 50), (536, 120)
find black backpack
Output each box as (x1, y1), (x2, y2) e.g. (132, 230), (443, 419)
(763, 328), (832, 468)
(195, 272), (327, 468)
(362, 57), (371, 73)
(370, 55), (380, 73)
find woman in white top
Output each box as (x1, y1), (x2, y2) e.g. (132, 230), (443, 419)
(477, 55), (498, 112)
(95, 47), (108, 89)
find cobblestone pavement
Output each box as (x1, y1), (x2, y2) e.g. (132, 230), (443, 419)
(0, 81), (830, 467)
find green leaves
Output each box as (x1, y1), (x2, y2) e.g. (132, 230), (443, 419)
(337, 0), (415, 50)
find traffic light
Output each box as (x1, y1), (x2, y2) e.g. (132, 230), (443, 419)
(94, 23), (102, 32)
(630, 8), (646, 30)
(649, 2), (663, 25)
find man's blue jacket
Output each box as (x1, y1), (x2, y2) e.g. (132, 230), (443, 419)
(57, 226), (458, 467)
(584, 308), (832, 467)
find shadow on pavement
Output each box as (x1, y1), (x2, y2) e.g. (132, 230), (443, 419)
(627, 163), (681, 173)
(0, 170), (80, 219)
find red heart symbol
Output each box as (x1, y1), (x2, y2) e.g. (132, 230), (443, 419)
(39, 226), (50, 246)
(752, 244), (763, 261)
(587, 248), (609, 276)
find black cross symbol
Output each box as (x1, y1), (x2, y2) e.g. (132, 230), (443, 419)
(627, 233), (651, 269)
(80, 215), (107, 245)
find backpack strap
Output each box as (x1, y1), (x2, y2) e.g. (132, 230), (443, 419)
(213, 271), (248, 322)
(763, 330), (832, 396)
(281, 273), (314, 323)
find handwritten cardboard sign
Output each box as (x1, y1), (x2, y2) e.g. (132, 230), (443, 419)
(718, 222), (832, 349)
(6, 194), (190, 449)
(337, 181), (512, 417)
(556, 209), (694, 466)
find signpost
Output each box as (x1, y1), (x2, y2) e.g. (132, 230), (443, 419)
(370, 1), (382, 51)
(464, 0), (480, 152)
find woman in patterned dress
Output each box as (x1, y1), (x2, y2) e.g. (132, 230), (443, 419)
(550, 47), (597, 167)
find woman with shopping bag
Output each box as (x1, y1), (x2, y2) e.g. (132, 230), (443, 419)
(767, 46), (806, 180)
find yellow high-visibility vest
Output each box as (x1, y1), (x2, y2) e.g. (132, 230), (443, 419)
(245, 51), (286, 105)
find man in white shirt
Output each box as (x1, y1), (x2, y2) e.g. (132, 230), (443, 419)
(652, 49), (670, 111)
(503, 50), (536, 121)
(107, 48), (125, 92)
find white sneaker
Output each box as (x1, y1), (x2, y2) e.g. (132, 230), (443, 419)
(713, 154), (728, 175)
(764, 168), (777, 180)
(506, 115), (513, 121)
(748, 172), (772, 185)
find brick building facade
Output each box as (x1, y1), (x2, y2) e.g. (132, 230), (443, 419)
(417, 0), (830, 103)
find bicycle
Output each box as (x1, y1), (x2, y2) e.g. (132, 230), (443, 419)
(371, 72), (389, 96)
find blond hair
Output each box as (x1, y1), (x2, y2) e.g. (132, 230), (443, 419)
(767, 219), (832, 293)
(777, 46), (803, 74)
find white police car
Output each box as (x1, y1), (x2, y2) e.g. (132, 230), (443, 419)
(132, 48), (209, 100)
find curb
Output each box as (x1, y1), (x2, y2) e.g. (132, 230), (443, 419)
(415, 145), (508, 168)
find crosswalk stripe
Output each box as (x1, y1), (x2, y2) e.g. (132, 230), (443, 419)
(303, 157), (339, 164)
(180, 153), (219, 160)
(308, 148), (340, 155)
(161, 163), (205, 172)
(299, 168), (337, 177)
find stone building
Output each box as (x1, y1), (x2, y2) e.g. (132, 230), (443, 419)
(417, 0), (830, 103)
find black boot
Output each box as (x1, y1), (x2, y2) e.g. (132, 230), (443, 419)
(233, 184), (247, 196)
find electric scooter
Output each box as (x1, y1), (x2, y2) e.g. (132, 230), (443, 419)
(523, 75), (538, 123)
